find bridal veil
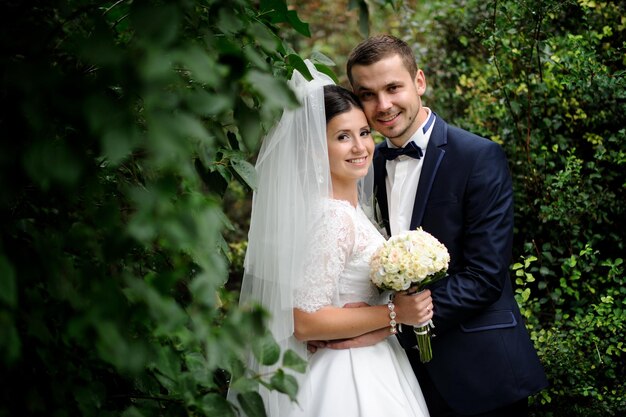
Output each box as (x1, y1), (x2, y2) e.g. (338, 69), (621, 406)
(233, 60), (334, 416)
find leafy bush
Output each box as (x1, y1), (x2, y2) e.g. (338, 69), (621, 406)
(0, 1), (321, 416)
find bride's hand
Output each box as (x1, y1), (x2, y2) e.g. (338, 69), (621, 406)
(393, 289), (433, 326)
(306, 301), (373, 352)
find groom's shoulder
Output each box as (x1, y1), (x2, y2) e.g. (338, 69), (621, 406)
(441, 120), (500, 151)
(444, 122), (486, 143)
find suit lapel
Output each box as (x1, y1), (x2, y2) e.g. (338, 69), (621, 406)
(410, 117), (447, 229)
(373, 143), (391, 236)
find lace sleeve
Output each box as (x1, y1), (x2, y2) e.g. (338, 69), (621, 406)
(293, 202), (355, 312)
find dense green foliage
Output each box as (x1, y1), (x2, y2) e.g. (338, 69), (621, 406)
(1, 0), (624, 416)
(395, 0), (625, 415)
(0, 1), (321, 416)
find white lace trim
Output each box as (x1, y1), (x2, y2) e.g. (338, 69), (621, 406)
(293, 199), (382, 312)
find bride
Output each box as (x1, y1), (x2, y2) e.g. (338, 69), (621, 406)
(232, 60), (432, 417)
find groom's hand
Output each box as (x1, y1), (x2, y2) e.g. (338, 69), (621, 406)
(307, 340), (327, 354)
(325, 327), (389, 349)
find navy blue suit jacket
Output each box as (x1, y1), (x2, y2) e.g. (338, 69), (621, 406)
(373, 115), (548, 415)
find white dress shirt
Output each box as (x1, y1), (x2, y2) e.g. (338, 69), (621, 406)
(385, 109), (435, 236)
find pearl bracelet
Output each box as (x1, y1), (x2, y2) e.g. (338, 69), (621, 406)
(387, 301), (397, 334)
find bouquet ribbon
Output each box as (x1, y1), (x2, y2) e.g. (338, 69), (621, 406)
(413, 320), (435, 363)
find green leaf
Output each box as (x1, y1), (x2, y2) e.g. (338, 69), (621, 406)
(524, 255), (538, 267)
(140, 48), (174, 81)
(95, 321), (147, 373)
(189, 271), (220, 307)
(198, 393), (236, 417)
(215, 165), (237, 192)
(0, 316), (20, 364)
(0, 255), (16, 308)
(217, 8), (245, 35)
(287, 54), (313, 81)
(252, 333), (280, 366)
(269, 369), (299, 402)
(24, 140), (83, 189)
(315, 63), (339, 84)
(101, 126), (140, 165)
(348, 0), (369, 38)
(74, 382), (106, 415)
(237, 391), (268, 417)
(177, 46), (223, 86)
(282, 349), (307, 373)
(244, 44), (271, 70)
(230, 375), (260, 393)
(235, 99), (263, 151)
(151, 346), (181, 388)
(122, 406), (146, 417)
(126, 279), (188, 333)
(77, 22), (123, 66)
(286, 10), (310, 37)
(231, 158), (258, 191)
(247, 70), (298, 110)
(173, 112), (212, 144)
(190, 351), (212, 374)
(260, 0), (289, 21)
(249, 21), (282, 52)
(131, 3), (179, 46)
(187, 91), (232, 116)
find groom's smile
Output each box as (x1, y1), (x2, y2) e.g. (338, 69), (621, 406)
(349, 54), (428, 147)
(377, 111), (402, 126)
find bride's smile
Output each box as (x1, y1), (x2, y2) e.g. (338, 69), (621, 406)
(326, 107), (374, 190)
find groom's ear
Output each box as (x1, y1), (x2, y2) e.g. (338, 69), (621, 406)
(414, 69), (427, 96)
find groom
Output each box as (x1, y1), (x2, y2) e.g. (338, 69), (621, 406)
(342, 35), (548, 416)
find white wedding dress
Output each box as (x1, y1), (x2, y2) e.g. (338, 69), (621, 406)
(288, 199), (430, 417)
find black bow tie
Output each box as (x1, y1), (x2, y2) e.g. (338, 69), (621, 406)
(379, 141), (423, 161)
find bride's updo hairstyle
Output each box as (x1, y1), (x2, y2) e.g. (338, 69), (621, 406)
(323, 84), (364, 124)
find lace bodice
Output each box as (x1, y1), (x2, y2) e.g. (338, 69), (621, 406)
(293, 199), (386, 312)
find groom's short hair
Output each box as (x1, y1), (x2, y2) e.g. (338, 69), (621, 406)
(346, 35), (418, 85)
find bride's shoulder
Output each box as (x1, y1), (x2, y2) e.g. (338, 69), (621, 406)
(309, 198), (356, 232)
(318, 198), (356, 216)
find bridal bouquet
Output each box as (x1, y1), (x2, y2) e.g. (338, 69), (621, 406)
(369, 228), (450, 362)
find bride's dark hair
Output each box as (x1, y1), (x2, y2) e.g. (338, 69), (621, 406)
(323, 84), (363, 124)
